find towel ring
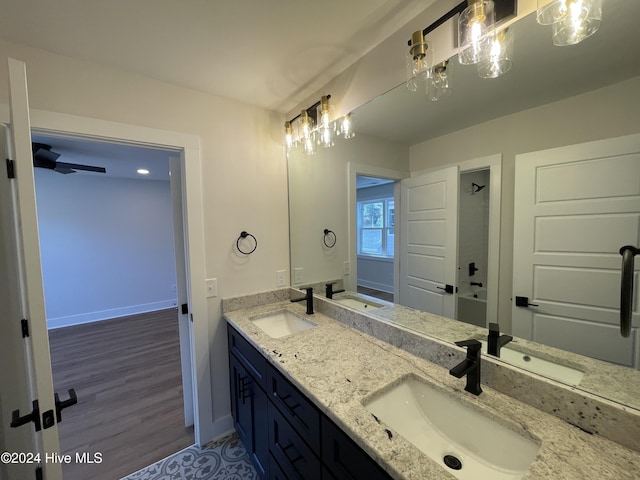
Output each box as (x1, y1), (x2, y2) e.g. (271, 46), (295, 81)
(237, 231), (257, 255)
(323, 229), (337, 248)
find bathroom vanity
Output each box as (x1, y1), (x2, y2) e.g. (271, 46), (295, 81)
(223, 289), (640, 480)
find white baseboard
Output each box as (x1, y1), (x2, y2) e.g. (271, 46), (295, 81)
(357, 279), (393, 294)
(201, 414), (235, 447)
(47, 299), (178, 330)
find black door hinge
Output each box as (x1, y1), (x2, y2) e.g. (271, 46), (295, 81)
(181, 303), (188, 315)
(21, 318), (29, 338)
(6, 158), (15, 179)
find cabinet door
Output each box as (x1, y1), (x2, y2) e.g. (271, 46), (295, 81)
(229, 353), (268, 478)
(229, 354), (252, 447)
(321, 416), (393, 480)
(268, 402), (321, 480)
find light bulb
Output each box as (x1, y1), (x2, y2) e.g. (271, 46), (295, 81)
(478, 28), (513, 78)
(552, 0), (601, 46)
(284, 121), (296, 151)
(316, 96), (335, 148)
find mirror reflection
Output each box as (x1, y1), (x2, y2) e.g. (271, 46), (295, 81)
(287, 0), (640, 409)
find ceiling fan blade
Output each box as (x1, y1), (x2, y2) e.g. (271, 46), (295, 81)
(53, 166), (77, 174)
(56, 162), (106, 174)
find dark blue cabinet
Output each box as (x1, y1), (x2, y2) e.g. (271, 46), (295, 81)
(227, 323), (393, 480)
(229, 350), (268, 477)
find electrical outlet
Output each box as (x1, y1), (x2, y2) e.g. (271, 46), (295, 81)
(343, 261), (351, 275)
(294, 267), (303, 284)
(171, 283), (177, 293)
(276, 270), (286, 287)
(205, 278), (217, 298)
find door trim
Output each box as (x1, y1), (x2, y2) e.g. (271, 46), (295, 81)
(347, 162), (409, 293)
(0, 106), (214, 445)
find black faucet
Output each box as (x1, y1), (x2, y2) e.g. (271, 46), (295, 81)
(487, 323), (513, 358)
(291, 287), (314, 314)
(325, 282), (345, 299)
(449, 339), (482, 395)
(470, 281), (483, 287)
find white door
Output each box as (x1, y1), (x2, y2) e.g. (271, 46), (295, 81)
(399, 166), (459, 318)
(0, 59), (62, 479)
(513, 133), (640, 367)
(169, 156), (194, 427)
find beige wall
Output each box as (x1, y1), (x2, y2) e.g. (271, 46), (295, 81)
(409, 76), (640, 328)
(0, 38), (288, 436)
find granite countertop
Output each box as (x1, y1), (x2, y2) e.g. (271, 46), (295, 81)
(223, 299), (640, 480)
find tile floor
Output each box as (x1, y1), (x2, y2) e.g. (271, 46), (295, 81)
(121, 432), (258, 480)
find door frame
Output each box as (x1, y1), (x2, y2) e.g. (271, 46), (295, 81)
(410, 154), (502, 325)
(0, 106), (214, 445)
(458, 154), (502, 327)
(347, 162), (409, 293)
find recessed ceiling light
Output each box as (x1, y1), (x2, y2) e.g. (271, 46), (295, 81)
(137, 168), (150, 175)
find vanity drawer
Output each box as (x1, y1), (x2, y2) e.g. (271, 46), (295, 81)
(321, 416), (393, 480)
(268, 402), (321, 480)
(267, 365), (321, 452)
(228, 324), (267, 389)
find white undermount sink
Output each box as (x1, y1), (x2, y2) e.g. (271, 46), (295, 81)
(363, 375), (540, 480)
(479, 340), (584, 386)
(333, 294), (384, 311)
(251, 310), (316, 338)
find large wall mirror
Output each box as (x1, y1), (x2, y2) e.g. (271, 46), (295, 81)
(288, 0), (640, 410)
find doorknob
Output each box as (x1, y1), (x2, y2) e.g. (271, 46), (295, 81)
(437, 284), (456, 294)
(54, 388), (78, 423)
(515, 296), (539, 307)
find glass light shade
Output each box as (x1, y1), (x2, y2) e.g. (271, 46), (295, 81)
(337, 114), (354, 139)
(302, 134), (316, 155)
(537, 0), (568, 25)
(284, 121), (296, 151)
(552, 0), (601, 46)
(458, 0), (495, 65)
(427, 61), (452, 101)
(407, 31), (433, 91)
(316, 96), (335, 148)
(478, 28), (514, 78)
(298, 110), (316, 155)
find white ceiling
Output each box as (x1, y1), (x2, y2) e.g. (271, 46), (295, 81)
(0, 0), (433, 113)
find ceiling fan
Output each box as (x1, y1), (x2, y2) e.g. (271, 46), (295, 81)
(32, 142), (106, 174)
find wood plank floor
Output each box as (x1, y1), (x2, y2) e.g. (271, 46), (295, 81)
(357, 286), (394, 303)
(48, 309), (194, 480)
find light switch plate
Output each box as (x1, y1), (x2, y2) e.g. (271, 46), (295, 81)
(294, 267), (303, 284)
(343, 261), (351, 275)
(205, 278), (217, 298)
(276, 270), (286, 287)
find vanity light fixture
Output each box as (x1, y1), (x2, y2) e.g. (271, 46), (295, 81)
(427, 61), (453, 101)
(537, 0), (602, 46)
(283, 95), (354, 155)
(337, 114), (354, 139)
(406, 0), (516, 93)
(299, 110), (316, 155)
(458, 0), (496, 65)
(478, 27), (514, 78)
(284, 121), (296, 152)
(317, 95), (336, 148)
(407, 30), (433, 92)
